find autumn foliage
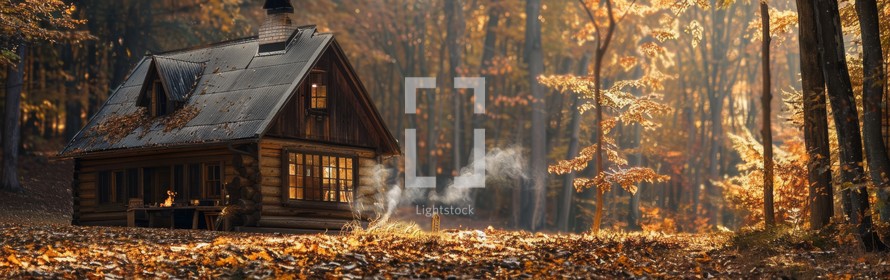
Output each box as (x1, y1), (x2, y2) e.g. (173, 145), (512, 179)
(719, 131), (809, 226)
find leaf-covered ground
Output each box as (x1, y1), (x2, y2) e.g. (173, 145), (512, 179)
(0, 222), (889, 279)
(2, 157), (889, 278)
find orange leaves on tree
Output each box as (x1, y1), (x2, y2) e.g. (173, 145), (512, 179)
(0, 0), (92, 66)
(650, 28), (679, 42)
(720, 130), (809, 226)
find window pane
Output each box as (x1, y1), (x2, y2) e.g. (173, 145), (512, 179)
(284, 152), (355, 203)
(114, 171), (126, 203)
(204, 164), (222, 198)
(173, 165), (184, 202)
(127, 169), (139, 199)
(188, 164), (201, 200)
(98, 171), (111, 204)
(143, 168), (155, 203)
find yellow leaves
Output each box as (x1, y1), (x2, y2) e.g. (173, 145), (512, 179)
(0, 0), (92, 66)
(247, 250), (274, 262)
(746, 8), (798, 44)
(215, 255), (240, 267)
(639, 42), (666, 57)
(694, 0), (711, 10)
(722, 129), (809, 226)
(570, 167), (667, 194)
(619, 56), (638, 71)
(609, 167), (670, 194)
(781, 87), (804, 128)
(6, 254), (22, 267)
(541, 73), (670, 196)
(650, 29), (679, 42)
(548, 144), (598, 175)
(685, 20), (703, 48)
(537, 75), (596, 96)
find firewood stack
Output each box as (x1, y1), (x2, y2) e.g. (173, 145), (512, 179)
(222, 143), (263, 229)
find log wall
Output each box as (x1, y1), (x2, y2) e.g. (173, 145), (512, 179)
(257, 138), (380, 230)
(73, 145), (236, 226)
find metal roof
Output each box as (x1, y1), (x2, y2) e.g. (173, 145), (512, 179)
(154, 56), (205, 102)
(60, 27), (398, 156)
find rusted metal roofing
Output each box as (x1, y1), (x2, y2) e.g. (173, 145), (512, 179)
(59, 27), (357, 156)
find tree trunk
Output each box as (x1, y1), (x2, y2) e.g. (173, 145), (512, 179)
(855, 0), (890, 223)
(795, 0), (833, 229)
(2, 42), (25, 193)
(445, 0), (465, 177)
(477, 1), (499, 134)
(525, 0), (547, 231)
(63, 44), (83, 141)
(760, 0), (776, 228)
(587, 0), (616, 234)
(558, 54), (591, 232)
(813, 0), (888, 252)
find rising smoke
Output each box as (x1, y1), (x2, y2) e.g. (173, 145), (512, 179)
(360, 146), (528, 224)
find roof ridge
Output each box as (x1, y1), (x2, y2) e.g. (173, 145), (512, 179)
(157, 36), (259, 56)
(152, 55), (207, 64)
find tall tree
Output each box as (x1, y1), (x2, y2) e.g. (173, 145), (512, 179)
(759, 0), (775, 228)
(63, 43), (83, 142)
(581, 0), (616, 233)
(2, 41), (25, 192)
(525, 0), (547, 231)
(0, 0), (88, 192)
(812, 0), (887, 251)
(854, 0), (890, 222)
(445, 0), (465, 177)
(795, 0), (833, 229)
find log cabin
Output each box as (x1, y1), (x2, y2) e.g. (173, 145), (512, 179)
(58, 0), (400, 233)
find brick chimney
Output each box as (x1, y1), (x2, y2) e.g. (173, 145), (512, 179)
(259, 0), (296, 53)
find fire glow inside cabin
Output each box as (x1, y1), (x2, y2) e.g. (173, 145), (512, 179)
(58, 0), (399, 233)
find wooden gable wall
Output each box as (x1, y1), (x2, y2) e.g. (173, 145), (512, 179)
(266, 47), (381, 150)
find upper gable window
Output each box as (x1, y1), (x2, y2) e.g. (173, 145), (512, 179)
(309, 71), (327, 112)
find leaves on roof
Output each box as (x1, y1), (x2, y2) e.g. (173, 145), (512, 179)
(90, 108), (149, 143)
(89, 105), (200, 144)
(161, 105), (200, 132)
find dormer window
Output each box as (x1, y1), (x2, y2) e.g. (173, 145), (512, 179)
(309, 71), (327, 111)
(151, 79), (169, 116)
(137, 56), (205, 117)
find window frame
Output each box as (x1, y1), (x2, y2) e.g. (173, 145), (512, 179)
(151, 79), (169, 116)
(96, 169), (138, 210)
(203, 162), (224, 199)
(307, 70), (327, 114)
(280, 148), (357, 209)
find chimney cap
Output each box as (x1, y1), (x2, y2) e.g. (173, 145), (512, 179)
(263, 0), (294, 14)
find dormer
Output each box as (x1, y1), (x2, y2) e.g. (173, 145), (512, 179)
(137, 56), (205, 117)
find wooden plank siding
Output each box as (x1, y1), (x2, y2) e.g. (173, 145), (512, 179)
(257, 138), (380, 228)
(73, 146), (236, 225)
(265, 48), (385, 152)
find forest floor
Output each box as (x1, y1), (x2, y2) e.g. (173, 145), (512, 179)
(1, 155), (889, 278)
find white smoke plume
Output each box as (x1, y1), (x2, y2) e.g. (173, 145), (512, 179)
(358, 146), (528, 224)
(431, 146), (528, 203)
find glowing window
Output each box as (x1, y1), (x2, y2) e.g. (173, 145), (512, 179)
(286, 151), (354, 203)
